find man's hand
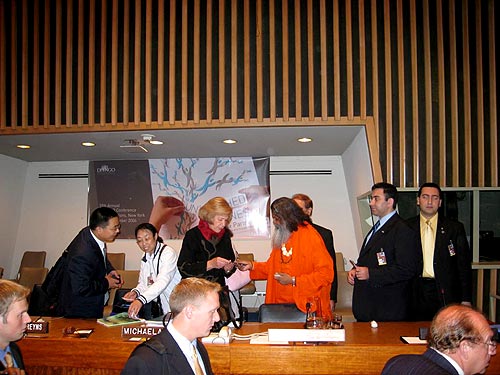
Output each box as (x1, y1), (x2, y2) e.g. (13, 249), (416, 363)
(274, 272), (293, 285)
(106, 270), (123, 289)
(354, 266), (370, 280)
(235, 260), (253, 271)
(347, 269), (356, 285)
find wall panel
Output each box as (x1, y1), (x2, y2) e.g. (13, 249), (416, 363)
(0, 0), (498, 187)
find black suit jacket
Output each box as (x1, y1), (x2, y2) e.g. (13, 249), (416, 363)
(58, 227), (114, 318)
(407, 215), (472, 304)
(381, 348), (459, 375)
(353, 213), (422, 322)
(121, 329), (214, 375)
(312, 223), (338, 302)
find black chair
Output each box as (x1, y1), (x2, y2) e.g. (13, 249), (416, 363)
(258, 303), (306, 323)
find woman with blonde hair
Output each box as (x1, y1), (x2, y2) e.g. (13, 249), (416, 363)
(177, 197), (236, 286)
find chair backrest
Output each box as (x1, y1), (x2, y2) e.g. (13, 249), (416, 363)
(117, 269), (140, 289)
(336, 252), (345, 272)
(18, 267), (49, 291)
(20, 251), (47, 268)
(107, 253), (126, 270)
(258, 303), (306, 323)
(237, 253), (256, 295)
(333, 252), (355, 322)
(17, 251), (46, 280)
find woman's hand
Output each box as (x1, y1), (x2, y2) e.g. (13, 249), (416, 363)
(122, 290), (138, 302)
(127, 299), (143, 319)
(223, 261), (235, 273)
(207, 257), (232, 271)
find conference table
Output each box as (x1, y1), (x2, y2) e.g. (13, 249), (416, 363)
(18, 318), (500, 375)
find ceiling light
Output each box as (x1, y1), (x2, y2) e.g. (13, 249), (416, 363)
(297, 137), (312, 143)
(223, 139), (237, 144)
(16, 144), (31, 149)
(141, 134), (163, 145)
(81, 142), (96, 147)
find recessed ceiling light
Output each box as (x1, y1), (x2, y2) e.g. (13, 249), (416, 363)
(297, 137), (312, 143)
(16, 144), (31, 149)
(223, 139), (237, 144)
(81, 142), (96, 147)
(141, 133), (163, 145)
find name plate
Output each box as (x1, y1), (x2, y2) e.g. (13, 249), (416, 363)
(121, 326), (163, 339)
(268, 328), (345, 342)
(26, 322), (49, 334)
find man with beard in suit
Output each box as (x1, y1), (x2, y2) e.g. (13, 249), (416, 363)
(347, 182), (422, 322)
(238, 197), (333, 316)
(407, 182), (472, 321)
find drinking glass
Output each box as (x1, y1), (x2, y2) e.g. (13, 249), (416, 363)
(306, 296), (324, 329)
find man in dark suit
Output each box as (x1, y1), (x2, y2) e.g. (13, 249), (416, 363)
(0, 280), (32, 375)
(382, 305), (496, 375)
(292, 193), (338, 312)
(348, 182), (422, 322)
(407, 182), (472, 321)
(122, 278), (221, 375)
(58, 207), (123, 318)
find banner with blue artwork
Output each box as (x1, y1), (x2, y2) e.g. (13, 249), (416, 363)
(89, 157), (270, 239)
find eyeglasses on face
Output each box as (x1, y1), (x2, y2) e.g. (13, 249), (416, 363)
(481, 340), (497, 351)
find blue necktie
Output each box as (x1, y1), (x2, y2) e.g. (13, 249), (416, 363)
(366, 221), (380, 244)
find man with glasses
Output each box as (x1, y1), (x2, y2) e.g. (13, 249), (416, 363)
(382, 304), (497, 374)
(58, 207), (123, 318)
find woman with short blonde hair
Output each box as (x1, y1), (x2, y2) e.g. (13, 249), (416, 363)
(177, 197), (236, 286)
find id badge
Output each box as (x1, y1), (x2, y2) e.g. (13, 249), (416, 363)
(147, 275), (154, 285)
(377, 250), (387, 266)
(448, 241), (456, 256)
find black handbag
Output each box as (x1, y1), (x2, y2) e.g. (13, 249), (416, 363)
(211, 285), (243, 332)
(112, 288), (163, 319)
